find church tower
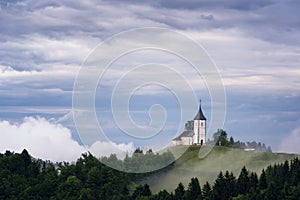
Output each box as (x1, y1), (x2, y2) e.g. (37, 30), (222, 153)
(193, 100), (206, 145)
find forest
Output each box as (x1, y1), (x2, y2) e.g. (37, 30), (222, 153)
(1, 148), (300, 199)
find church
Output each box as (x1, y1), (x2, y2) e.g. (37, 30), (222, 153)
(172, 101), (207, 146)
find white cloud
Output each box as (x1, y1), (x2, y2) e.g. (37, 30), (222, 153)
(279, 126), (300, 154)
(89, 141), (135, 159)
(0, 116), (85, 162)
(0, 116), (136, 162)
(1, 34), (93, 68)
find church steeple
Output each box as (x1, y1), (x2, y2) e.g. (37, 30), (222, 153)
(193, 99), (207, 145)
(172, 99), (207, 146)
(194, 100), (206, 120)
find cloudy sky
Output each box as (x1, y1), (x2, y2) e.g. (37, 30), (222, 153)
(0, 0), (300, 161)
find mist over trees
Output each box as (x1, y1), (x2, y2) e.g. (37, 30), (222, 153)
(1, 149), (300, 199)
(146, 158), (300, 200)
(0, 149), (174, 199)
(101, 148), (175, 173)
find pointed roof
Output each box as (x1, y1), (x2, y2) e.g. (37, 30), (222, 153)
(194, 100), (206, 120)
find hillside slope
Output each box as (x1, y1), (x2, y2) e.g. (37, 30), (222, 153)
(142, 146), (299, 192)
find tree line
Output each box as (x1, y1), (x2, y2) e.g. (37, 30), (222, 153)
(1, 148), (300, 199)
(101, 148), (175, 173)
(212, 129), (272, 152)
(0, 149), (174, 199)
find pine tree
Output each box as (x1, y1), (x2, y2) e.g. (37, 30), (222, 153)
(290, 157), (300, 185)
(174, 182), (185, 200)
(132, 185), (144, 199)
(258, 169), (268, 190)
(132, 184), (151, 199)
(187, 177), (202, 200)
(202, 182), (211, 200)
(281, 160), (289, 183)
(212, 171), (226, 200)
(142, 184), (152, 196)
(224, 171), (236, 198)
(157, 189), (172, 200)
(237, 166), (250, 195)
(249, 172), (258, 191)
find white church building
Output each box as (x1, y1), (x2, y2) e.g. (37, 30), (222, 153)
(172, 101), (207, 146)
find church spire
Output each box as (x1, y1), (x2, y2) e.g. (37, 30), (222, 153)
(194, 99), (206, 120)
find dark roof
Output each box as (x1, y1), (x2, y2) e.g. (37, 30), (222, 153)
(173, 130), (194, 140)
(194, 102), (206, 120)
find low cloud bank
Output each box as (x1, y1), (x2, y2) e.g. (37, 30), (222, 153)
(0, 117), (135, 162)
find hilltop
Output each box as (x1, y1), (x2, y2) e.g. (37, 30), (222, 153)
(1, 147), (300, 199)
(141, 146), (299, 193)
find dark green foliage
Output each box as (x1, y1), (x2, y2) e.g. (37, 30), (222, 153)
(224, 171), (236, 197)
(286, 183), (300, 199)
(134, 148), (143, 154)
(212, 171), (229, 200)
(2, 149), (300, 200)
(237, 166), (250, 195)
(249, 172), (258, 191)
(0, 149), (173, 200)
(210, 129), (272, 152)
(212, 171), (236, 200)
(57, 175), (82, 199)
(155, 189), (172, 200)
(263, 181), (280, 199)
(258, 169), (268, 190)
(113, 149), (175, 173)
(174, 182), (185, 200)
(229, 136), (234, 146)
(186, 177), (202, 200)
(132, 184), (152, 199)
(209, 158), (300, 200)
(202, 182), (211, 200)
(213, 129), (228, 146)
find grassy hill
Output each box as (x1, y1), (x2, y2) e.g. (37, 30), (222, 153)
(141, 146), (299, 193)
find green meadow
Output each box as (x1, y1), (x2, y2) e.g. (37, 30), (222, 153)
(142, 146), (299, 193)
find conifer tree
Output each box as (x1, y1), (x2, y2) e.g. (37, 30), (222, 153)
(224, 171), (236, 198)
(187, 177), (202, 200)
(212, 171), (226, 200)
(249, 172), (258, 191)
(258, 169), (268, 190)
(202, 181), (211, 200)
(237, 166), (250, 195)
(174, 182), (185, 200)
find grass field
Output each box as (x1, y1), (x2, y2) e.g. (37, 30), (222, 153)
(141, 146), (299, 193)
